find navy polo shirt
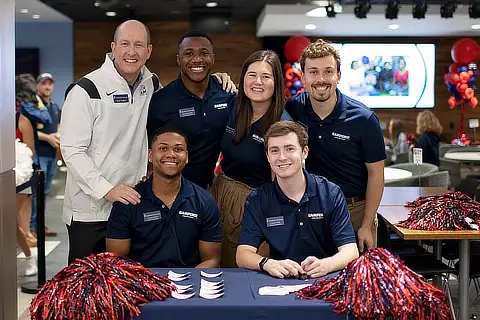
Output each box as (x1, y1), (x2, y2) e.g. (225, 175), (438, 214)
(36, 97), (61, 158)
(106, 176), (222, 268)
(147, 74), (236, 188)
(285, 90), (386, 198)
(220, 106), (292, 188)
(238, 171), (356, 263)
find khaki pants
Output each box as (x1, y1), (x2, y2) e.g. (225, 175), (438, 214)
(347, 200), (378, 248)
(209, 173), (269, 267)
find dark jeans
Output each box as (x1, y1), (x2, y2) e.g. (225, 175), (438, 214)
(66, 220), (107, 264)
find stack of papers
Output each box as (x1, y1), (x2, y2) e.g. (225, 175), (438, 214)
(200, 278), (224, 299)
(258, 284), (311, 296)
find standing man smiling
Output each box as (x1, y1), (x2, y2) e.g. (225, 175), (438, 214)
(147, 31), (236, 189)
(285, 39), (386, 252)
(60, 20), (160, 264)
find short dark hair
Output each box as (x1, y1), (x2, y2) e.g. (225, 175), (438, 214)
(149, 125), (188, 148)
(264, 121), (308, 151)
(178, 30), (213, 47)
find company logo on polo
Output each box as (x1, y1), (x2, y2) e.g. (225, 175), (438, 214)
(214, 103), (228, 109)
(332, 132), (350, 141)
(252, 134), (264, 143)
(179, 211), (198, 219)
(308, 213), (324, 220)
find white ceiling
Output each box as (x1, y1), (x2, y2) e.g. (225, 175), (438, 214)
(257, 4), (480, 37)
(15, 0), (71, 22)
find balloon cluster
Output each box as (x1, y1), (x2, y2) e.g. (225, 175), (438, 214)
(444, 38), (480, 109)
(452, 133), (471, 146)
(283, 36), (311, 99)
(284, 62), (305, 99)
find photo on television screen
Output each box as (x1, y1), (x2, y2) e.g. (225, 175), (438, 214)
(348, 56), (409, 97)
(334, 43), (435, 108)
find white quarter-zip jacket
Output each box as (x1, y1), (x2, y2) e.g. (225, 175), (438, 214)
(60, 53), (160, 224)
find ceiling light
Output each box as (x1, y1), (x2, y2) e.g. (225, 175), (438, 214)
(440, 0), (456, 18)
(311, 1), (329, 6)
(354, 0), (371, 19)
(306, 7), (327, 17)
(205, 2), (218, 7)
(388, 23), (400, 30)
(385, 0), (400, 19)
(305, 24), (317, 30)
(105, 11), (117, 16)
(412, 0), (427, 19)
(20, 8), (28, 14)
(470, 0), (480, 18)
(93, 1), (100, 7)
(32, 14), (40, 19)
(472, 24), (480, 29)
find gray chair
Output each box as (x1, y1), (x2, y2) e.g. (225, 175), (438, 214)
(393, 151), (409, 164)
(439, 158), (462, 189)
(387, 163), (439, 176)
(418, 171), (449, 188)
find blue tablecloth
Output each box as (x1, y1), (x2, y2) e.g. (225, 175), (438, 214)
(136, 268), (346, 320)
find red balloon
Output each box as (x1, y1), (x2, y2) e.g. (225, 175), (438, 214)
(285, 68), (296, 81)
(286, 81), (293, 87)
(464, 87), (475, 100)
(468, 70), (474, 77)
(284, 36), (311, 63)
(459, 71), (470, 84)
(471, 97), (478, 108)
(457, 83), (468, 93)
(283, 62), (292, 70)
(449, 63), (460, 74)
(449, 73), (460, 84)
(448, 96), (457, 109)
(451, 38), (480, 64)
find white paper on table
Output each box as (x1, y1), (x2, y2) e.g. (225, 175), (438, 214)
(168, 270), (191, 278)
(200, 270), (223, 278)
(200, 279), (224, 288)
(258, 284), (311, 296)
(174, 283), (193, 291)
(199, 291), (224, 300)
(172, 291), (195, 300)
(175, 286), (194, 294)
(199, 286), (224, 295)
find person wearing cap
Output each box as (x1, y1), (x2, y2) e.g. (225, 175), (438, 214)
(31, 72), (60, 237)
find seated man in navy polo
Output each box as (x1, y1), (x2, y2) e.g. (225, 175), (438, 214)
(147, 30), (236, 189)
(106, 126), (222, 268)
(236, 121), (358, 279)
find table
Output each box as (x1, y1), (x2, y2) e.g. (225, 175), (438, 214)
(444, 151), (480, 162)
(378, 205), (480, 320)
(380, 187), (449, 206)
(384, 167), (413, 182)
(137, 268), (346, 320)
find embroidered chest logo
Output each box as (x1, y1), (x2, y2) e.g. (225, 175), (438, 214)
(214, 102), (228, 110)
(331, 132), (350, 141)
(251, 134), (264, 143)
(178, 210), (198, 220)
(308, 213), (324, 220)
(140, 85), (147, 95)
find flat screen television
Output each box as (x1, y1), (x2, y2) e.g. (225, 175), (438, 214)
(332, 43), (435, 108)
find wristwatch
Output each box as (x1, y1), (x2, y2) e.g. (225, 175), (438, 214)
(259, 257), (269, 271)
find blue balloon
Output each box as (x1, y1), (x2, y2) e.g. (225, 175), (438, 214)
(448, 83), (458, 94)
(458, 66), (469, 73)
(475, 71), (478, 77)
(468, 76), (476, 84)
(290, 89), (297, 95)
(293, 80), (303, 90)
(362, 56), (370, 65)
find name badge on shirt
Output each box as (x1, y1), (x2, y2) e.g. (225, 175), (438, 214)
(143, 211), (162, 222)
(179, 107), (196, 118)
(113, 94), (129, 103)
(266, 216), (284, 227)
(308, 213), (324, 220)
(214, 102), (228, 110)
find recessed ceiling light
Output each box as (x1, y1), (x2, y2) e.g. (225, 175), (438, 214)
(472, 24), (480, 30)
(306, 7), (327, 17)
(305, 24), (317, 30)
(105, 11), (117, 16)
(311, 1), (329, 6)
(206, 2), (218, 7)
(20, 8), (28, 14)
(93, 1), (100, 7)
(388, 24), (400, 30)
(32, 14), (40, 19)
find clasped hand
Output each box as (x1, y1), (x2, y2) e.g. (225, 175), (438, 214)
(263, 256), (331, 279)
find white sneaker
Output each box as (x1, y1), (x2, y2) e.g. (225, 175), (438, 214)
(25, 256), (37, 277)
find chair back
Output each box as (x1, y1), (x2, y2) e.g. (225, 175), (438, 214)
(456, 177), (480, 200)
(418, 171), (449, 188)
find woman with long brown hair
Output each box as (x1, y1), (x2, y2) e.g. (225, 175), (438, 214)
(415, 110), (442, 166)
(210, 50), (291, 267)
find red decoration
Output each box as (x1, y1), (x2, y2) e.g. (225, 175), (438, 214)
(451, 38), (480, 65)
(449, 63), (460, 74)
(284, 36), (311, 62)
(296, 248), (452, 320)
(30, 252), (173, 320)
